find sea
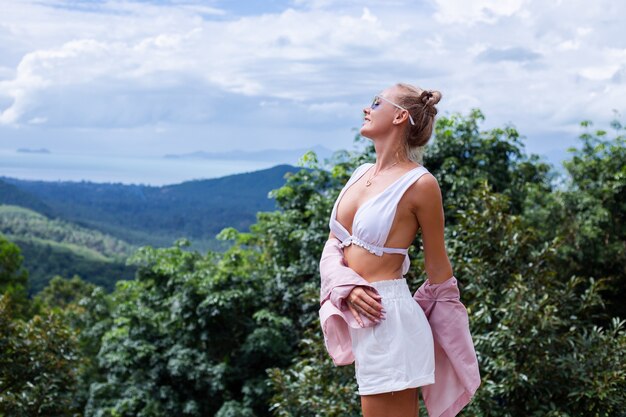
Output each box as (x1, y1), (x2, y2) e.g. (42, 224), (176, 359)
(0, 147), (570, 187)
(0, 149), (280, 186)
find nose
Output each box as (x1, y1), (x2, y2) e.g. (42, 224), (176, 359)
(363, 106), (370, 115)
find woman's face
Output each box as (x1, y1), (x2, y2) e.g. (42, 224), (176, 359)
(359, 85), (404, 139)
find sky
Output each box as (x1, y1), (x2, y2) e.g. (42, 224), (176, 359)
(0, 0), (625, 165)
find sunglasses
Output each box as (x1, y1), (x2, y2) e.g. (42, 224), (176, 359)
(370, 95), (416, 126)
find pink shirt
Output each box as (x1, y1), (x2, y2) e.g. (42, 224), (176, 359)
(319, 238), (481, 417)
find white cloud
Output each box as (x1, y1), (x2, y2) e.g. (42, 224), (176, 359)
(28, 116), (47, 124)
(307, 101), (352, 115)
(0, 2), (407, 127)
(579, 65), (621, 81)
(0, 0), (624, 161)
(434, 0), (526, 24)
(361, 7), (377, 23)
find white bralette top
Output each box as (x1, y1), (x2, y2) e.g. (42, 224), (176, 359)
(328, 162), (430, 275)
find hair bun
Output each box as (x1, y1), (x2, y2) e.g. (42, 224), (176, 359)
(418, 89), (441, 117)
(420, 89), (442, 107)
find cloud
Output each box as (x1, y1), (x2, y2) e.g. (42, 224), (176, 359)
(0, 34), (208, 126)
(579, 65), (621, 81)
(0, 2), (431, 128)
(0, 0), (624, 161)
(476, 47), (542, 63)
(307, 101), (352, 116)
(434, 0), (527, 25)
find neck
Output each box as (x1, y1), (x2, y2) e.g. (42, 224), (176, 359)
(371, 132), (409, 171)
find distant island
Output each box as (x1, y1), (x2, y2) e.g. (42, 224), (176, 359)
(163, 145), (334, 163)
(17, 148), (51, 154)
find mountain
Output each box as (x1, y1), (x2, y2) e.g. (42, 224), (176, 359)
(0, 164), (303, 293)
(163, 145), (334, 164)
(0, 179), (56, 216)
(0, 164), (300, 252)
(0, 205), (137, 294)
(16, 147), (51, 154)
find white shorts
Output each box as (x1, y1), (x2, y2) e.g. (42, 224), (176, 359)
(349, 278), (435, 395)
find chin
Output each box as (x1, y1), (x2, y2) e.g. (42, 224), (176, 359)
(359, 127), (376, 140)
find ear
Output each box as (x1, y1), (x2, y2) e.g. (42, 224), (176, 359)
(393, 110), (409, 125)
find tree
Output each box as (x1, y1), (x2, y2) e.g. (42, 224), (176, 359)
(33, 274), (112, 414)
(446, 181), (626, 416)
(0, 294), (81, 417)
(424, 109), (554, 221)
(85, 238), (293, 417)
(0, 234), (29, 318)
(523, 118), (626, 321)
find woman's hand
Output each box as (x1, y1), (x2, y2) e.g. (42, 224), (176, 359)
(346, 286), (386, 327)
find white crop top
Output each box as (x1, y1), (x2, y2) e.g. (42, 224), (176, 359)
(328, 162), (430, 275)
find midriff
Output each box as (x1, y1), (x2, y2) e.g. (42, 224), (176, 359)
(341, 196), (421, 282)
(343, 244), (406, 283)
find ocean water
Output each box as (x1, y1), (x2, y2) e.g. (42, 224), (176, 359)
(0, 150), (278, 186)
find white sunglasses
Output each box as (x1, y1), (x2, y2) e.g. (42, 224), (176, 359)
(370, 95), (416, 126)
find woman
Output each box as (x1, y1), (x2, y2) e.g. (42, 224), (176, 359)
(321, 83), (475, 416)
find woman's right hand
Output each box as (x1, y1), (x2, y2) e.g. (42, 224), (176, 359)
(346, 286), (386, 327)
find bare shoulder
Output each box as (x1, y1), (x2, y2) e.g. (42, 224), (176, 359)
(405, 171), (442, 212)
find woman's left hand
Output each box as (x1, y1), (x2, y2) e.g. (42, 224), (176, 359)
(346, 286), (386, 326)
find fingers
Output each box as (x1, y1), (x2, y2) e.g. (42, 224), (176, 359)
(362, 288), (386, 317)
(347, 301), (365, 327)
(348, 297), (385, 325)
(347, 286), (386, 327)
(363, 287), (382, 300)
(353, 298), (385, 322)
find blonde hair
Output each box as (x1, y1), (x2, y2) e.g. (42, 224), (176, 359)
(394, 83), (442, 164)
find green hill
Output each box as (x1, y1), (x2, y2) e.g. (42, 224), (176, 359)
(0, 178), (55, 216)
(0, 205), (137, 294)
(0, 205), (135, 259)
(0, 164), (299, 253)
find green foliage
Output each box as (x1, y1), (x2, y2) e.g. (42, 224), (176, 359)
(26, 275), (113, 416)
(552, 121), (625, 320)
(446, 181), (626, 416)
(0, 294), (82, 417)
(0, 205), (138, 294)
(34, 274), (98, 310)
(0, 233), (29, 318)
(84, 238), (294, 416)
(0, 204), (135, 258)
(10, 236), (136, 295)
(267, 327), (362, 417)
(0, 179), (54, 217)
(425, 109), (554, 221)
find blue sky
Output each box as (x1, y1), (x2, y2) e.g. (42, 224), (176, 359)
(1, 0), (624, 165)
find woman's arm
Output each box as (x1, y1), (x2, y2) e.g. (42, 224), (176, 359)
(410, 174), (454, 285)
(325, 231), (383, 325)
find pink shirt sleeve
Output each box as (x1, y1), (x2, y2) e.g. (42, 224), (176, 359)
(319, 237), (379, 365)
(414, 276), (481, 416)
